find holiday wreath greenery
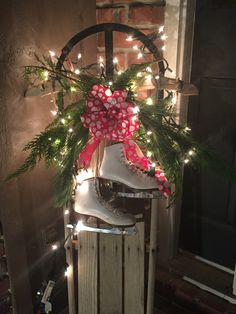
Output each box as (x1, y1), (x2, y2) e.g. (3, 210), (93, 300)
(6, 52), (231, 207)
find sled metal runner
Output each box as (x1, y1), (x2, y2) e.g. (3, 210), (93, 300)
(116, 191), (160, 199)
(67, 220), (137, 236)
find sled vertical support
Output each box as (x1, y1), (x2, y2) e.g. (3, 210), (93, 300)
(64, 206), (76, 314)
(104, 28), (114, 80)
(99, 233), (123, 313)
(77, 231), (98, 314)
(124, 221), (145, 314)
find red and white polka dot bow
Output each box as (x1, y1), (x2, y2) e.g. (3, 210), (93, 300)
(80, 84), (140, 142)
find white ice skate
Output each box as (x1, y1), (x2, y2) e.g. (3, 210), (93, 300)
(74, 178), (136, 235)
(99, 143), (158, 193)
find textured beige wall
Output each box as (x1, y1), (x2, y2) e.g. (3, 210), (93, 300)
(0, 1), (96, 312)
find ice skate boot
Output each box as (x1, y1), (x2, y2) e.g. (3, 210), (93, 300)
(99, 143), (158, 190)
(74, 178), (136, 235)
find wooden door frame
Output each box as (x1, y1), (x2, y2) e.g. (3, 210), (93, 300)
(157, 0), (197, 263)
(158, 0), (236, 298)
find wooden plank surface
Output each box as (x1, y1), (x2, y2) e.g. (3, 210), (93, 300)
(64, 207), (76, 314)
(99, 233), (123, 314)
(146, 199), (159, 314)
(124, 222), (145, 314)
(77, 232), (98, 314)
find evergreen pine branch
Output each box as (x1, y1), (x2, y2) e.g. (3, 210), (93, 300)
(6, 99), (87, 181)
(54, 126), (89, 207)
(138, 98), (236, 194)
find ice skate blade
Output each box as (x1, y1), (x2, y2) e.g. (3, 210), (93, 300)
(101, 177), (159, 191)
(75, 221), (137, 236)
(116, 191), (160, 199)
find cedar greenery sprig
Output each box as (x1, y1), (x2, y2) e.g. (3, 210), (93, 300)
(6, 100), (89, 206)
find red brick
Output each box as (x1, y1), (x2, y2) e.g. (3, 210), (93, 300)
(97, 8), (114, 24)
(114, 7), (126, 24)
(128, 5), (164, 25)
(97, 32), (104, 47)
(96, 7), (126, 24)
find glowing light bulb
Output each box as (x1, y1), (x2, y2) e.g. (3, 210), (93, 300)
(162, 45), (166, 51)
(147, 151), (152, 157)
(159, 25), (164, 33)
(113, 57), (118, 64)
(146, 74), (152, 81)
(147, 139), (151, 143)
(161, 34), (168, 40)
(64, 209), (69, 215)
(126, 35), (133, 41)
(188, 150), (194, 156)
(99, 56), (104, 67)
(52, 244), (58, 250)
(133, 45), (138, 50)
(146, 98), (153, 105)
(171, 70), (176, 78)
(117, 70), (122, 75)
(49, 50), (55, 57)
(184, 126), (191, 132)
(70, 86), (77, 92)
(136, 72), (142, 77)
(137, 52), (143, 59)
(54, 139), (61, 145)
(61, 118), (66, 124)
(133, 106), (140, 114)
(68, 128), (73, 133)
(74, 68), (80, 74)
(66, 224), (74, 229)
(146, 67), (152, 73)
(43, 70), (49, 80)
(77, 53), (82, 59)
(184, 159), (190, 164)
(151, 162), (156, 167)
(155, 75), (160, 80)
(108, 81), (113, 86)
(171, 94), (177, 104)
(147, 131), (152, 135)
(50, 110), (57, 116)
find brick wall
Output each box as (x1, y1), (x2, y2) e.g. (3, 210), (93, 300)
(96, 0), (165, 70)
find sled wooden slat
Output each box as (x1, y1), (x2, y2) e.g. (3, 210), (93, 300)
(64, 207), (76, 314)
(124, 222), (145, 314)
(99, 233), (123, 314)
(77, 232), (98, 314)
